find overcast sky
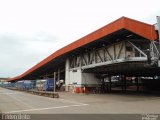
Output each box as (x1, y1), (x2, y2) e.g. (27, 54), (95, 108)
(0, 0), (160, 78)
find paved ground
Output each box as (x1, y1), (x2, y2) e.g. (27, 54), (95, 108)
(0, 87), (160, 114)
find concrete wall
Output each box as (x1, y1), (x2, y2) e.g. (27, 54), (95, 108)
(69, 69), (82, 86)
(65, 59), (70, 86)
(82, 73), (100, 87)
(65, 58), (101, 91)
(67, 69), (100, 87)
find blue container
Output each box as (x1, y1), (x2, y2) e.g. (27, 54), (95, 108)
(16, 80), (35, 90)
(43, 78), (54, 91)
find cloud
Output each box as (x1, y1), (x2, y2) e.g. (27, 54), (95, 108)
(0, 32), (61, 77)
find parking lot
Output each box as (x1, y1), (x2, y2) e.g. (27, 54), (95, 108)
(0, 87), (160, 114)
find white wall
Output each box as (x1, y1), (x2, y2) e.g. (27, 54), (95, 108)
(66, 68), (101, 87)
(82, 73), (100, 87)
(69, 69), (82, 86)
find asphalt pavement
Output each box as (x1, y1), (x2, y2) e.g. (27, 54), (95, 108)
(0, 87), (160, 114)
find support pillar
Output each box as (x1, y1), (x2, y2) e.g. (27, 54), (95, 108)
(54, 72), (56, 93)
(135, 77), (139, 92)
(109, 76), (112, 92)
(121, 75), (124, 92)
(124, 76), (127, 92)
(121, 75), (126, 92)
(58, 68), (60, 81)
(101, 78), (105, 93)
(65, 59), (70, 91)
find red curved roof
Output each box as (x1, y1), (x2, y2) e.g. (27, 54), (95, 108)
(8, 17), (158, 81)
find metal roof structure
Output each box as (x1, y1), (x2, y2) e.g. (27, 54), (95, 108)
(8, 17), (158, 81)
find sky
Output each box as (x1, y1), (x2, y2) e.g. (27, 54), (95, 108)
(0, 0), (160, 78)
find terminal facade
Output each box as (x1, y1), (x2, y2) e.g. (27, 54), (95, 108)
(8, 17), (160, 93)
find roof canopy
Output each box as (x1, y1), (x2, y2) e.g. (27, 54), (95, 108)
(8, 17), (158, 81)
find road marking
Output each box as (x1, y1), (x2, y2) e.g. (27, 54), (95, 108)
(29, 92), (88, 105)
(58, 98), (86, 105)
(6, 92), (34, 109)
(42, 96), (87, 105)
(5, 104), (88, 113)
(1, 88), (89, 114)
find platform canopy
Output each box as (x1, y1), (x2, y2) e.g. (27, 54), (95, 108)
(8, 17), (158, 81)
